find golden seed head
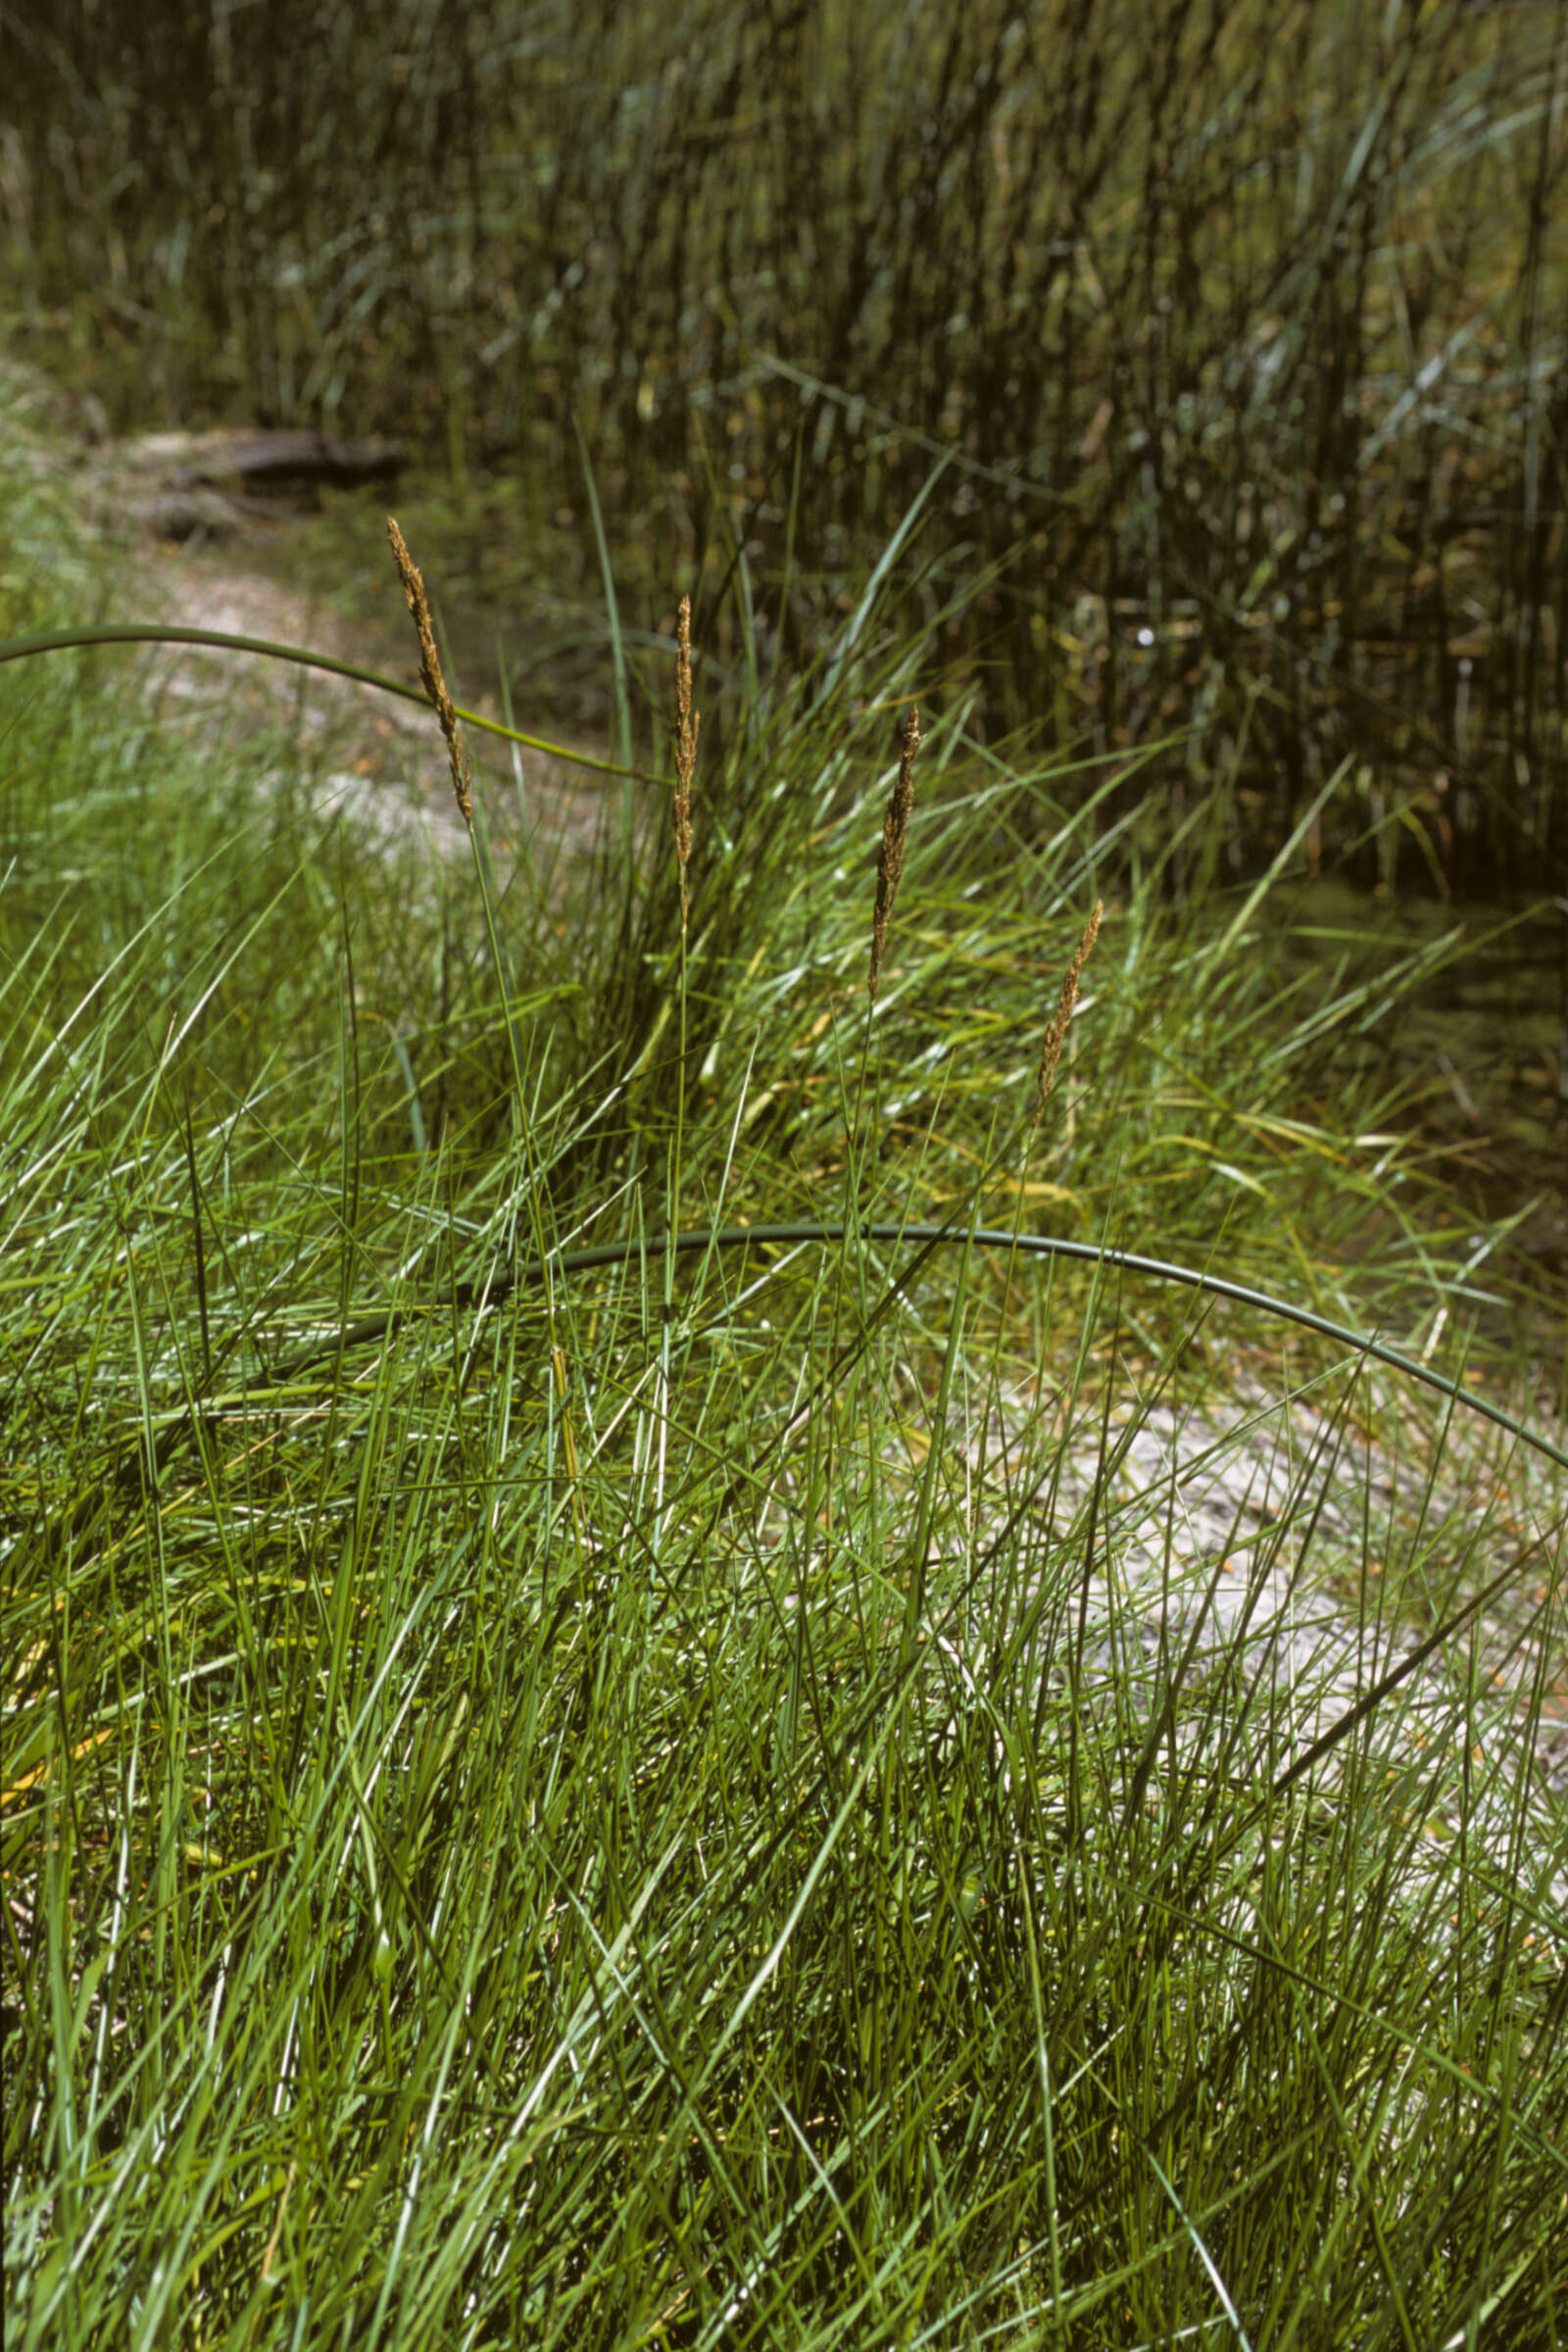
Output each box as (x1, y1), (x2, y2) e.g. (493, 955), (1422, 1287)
(1034, 900), (1102, 1121)
(867, 704), (921, 1003)
(672, 594), (699, 927)
(387, 514), (472, 825)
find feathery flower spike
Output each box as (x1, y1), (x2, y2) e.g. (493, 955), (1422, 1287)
(387, 515), (472, 825)
(672, 595), (699, 928)
(1035, 900), (1102, 1121)
(868, 705), (921, 1001)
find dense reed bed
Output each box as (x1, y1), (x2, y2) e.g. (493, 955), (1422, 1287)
(5, 0), (1565, 896)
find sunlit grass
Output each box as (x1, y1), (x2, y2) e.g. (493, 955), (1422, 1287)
(3, 466), (1565, 2349)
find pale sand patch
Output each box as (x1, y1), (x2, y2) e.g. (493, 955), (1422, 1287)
(926, 1370), (1567, 1913)
(3, 350), (624, 880)
(127, 539), (627, 883)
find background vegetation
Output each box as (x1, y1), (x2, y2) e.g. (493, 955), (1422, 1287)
(3, 4), (1567, 2344)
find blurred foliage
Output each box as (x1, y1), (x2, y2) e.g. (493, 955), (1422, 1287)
(2, 0), (1566, 900)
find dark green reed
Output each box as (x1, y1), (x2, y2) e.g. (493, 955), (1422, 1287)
(6, 0), (1565, 898)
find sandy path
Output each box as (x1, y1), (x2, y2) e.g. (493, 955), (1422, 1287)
(4, 352), (617, 878)
(128, 540), (637, 886)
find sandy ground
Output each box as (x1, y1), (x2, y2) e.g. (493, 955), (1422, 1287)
(921, 1372), (1568, 1918)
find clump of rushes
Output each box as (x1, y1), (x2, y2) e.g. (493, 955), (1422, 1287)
(867, 705), (921, 1001)
(1034, 898), (1102, 1121)
(672, 594), (698, 928)
(387, 515), (472, 824)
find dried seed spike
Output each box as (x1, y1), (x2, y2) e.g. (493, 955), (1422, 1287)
(867, 705), (921, 1002)
(387, 514), (472, 825)
(672, 594), (699, 927)
(1034, 900), (1102, 1121)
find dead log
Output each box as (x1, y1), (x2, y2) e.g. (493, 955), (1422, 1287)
(96, 427), (407, 541)
(157, 429), (406, 496)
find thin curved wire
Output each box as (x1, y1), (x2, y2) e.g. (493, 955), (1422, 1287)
(0, 622), (656, 782)
(261, 1220), (1567, 1475)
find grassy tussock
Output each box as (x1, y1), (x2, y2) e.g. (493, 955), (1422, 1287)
(2, 457), (1565, 2348)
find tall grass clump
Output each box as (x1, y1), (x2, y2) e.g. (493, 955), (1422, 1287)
(4, 458), (1566, 2348)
